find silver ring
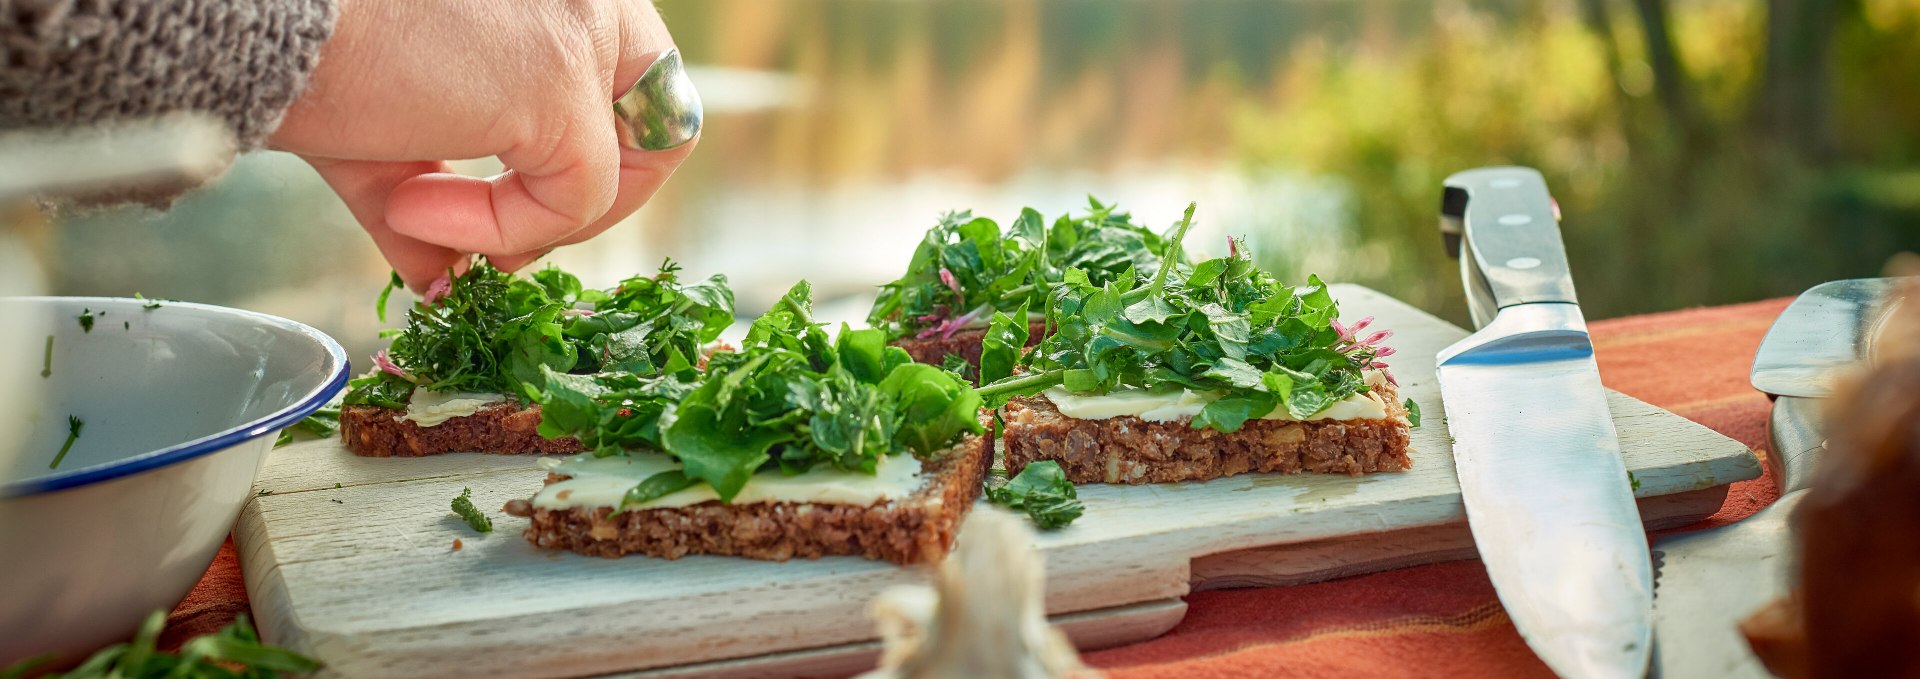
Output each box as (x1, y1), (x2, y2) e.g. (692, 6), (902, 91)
(614, 48), (702, 151)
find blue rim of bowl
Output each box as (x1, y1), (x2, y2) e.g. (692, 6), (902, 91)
(0, 298), (352, 498)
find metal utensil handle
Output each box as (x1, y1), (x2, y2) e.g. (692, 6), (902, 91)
(1440, 166), (1579, 313)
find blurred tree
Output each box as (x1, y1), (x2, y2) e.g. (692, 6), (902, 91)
(1758, 0), (1862, 159)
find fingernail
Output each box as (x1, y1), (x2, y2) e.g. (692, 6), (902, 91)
(615, 48), (702, 151)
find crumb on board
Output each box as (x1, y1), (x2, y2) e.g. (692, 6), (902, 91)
(331, 498), (344, 504)
(452, 538), (464, 551)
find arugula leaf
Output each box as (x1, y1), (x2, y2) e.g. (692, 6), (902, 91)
(451, 487), (492, 533)
(985, 461), (1084, 530)
(976, 202), (1394, 432)
(978, 299), (1031, 385)
(868, 199), (1177, 340)
(1404, 398), (1421, 427)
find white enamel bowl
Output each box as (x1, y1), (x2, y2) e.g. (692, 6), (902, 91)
(0, 297), (348, 666)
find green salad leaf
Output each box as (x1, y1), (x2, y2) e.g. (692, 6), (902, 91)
(533, 281), (985, 505)
(975, 202), (1396, 433)
(985, 461), (1084, 530)
(274, 405), (341, 448)
(0, 610), (320, 679)
(344, 259), (734, 407)
(867, 197), (1174, 341)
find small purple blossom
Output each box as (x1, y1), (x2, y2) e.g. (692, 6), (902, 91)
(939, 267), (964, 299)
(1333, 315), (1398, 382)
(423, 275), (453, 305)
(372, 349), (417, 383)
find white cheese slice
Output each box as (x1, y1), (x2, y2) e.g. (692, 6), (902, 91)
(398, 390), (507, 427)
(532, 451), (927, 511)
(1042, 370), (1392, 422)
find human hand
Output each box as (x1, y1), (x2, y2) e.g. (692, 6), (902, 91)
(270, 0), (701, 290)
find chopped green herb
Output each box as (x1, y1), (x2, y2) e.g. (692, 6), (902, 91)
(134, 292), (162, 310)
(974, 202), (1396, 433)
(867, 198), (1177, 341)
(122, 321), (129, 330)
(256, 489), (273, 497)
(330, 499), (344, 504)
(1629, 471), (1641, 492)
(533, 281), (985, 503)
(48, 415), (82, 469)
(346, 259), (734, 408)
(939, 353), (975, 383)
(985, 461), (1084, 530)
(0, 610), (319, 679)
(40, 334), (53, 378)
(334, 482), (342, 489)
(452, 487), (493, 532)
(1404, 398), (1421, 427)
(77, 309), (94, 333)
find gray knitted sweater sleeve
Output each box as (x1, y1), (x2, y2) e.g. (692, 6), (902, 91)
(0, 0), (338, 152)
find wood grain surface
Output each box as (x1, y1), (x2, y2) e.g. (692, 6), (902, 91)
(235, 285), (1761, 678)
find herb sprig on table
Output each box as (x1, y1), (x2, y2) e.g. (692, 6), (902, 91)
(867, 198), (1173, 340)
(344, 260), (733, 408)
(533, 281), (986, 508)
(986, 461), (1084, 530)
(0, 610), (319, 679)
(974, 203), (1396, 433)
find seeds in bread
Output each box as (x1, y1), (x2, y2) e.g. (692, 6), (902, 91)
(339, 403), (585, 457)
(502, 417), (995, 565)
(1001, 385), (1412, 484)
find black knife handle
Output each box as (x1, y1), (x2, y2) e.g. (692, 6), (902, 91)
(1439, 166), (1579, 311)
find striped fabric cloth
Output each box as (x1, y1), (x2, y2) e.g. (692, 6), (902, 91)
(162, 297), (1795, 675)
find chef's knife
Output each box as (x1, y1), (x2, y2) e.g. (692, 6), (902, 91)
(1436, 166), (1652, 679)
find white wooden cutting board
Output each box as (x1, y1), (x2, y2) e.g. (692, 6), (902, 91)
(234, 285), (1761, 678)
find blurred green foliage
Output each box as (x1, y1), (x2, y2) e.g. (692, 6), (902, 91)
(1232, 1), (1920, 321)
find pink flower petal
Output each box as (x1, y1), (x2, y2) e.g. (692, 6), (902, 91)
(1362, 329), (1394, 346)
(939, 268), (964, 299)
(1330, 317), (1348, 341)
(423, 275), (452, 305)
(372, 349), (415, 382)
(1348, 316), (1373, 334)
(1372, 346), (1397, 358)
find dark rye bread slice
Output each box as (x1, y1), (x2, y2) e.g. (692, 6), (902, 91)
(339, 403), (585, 457)
(892, 321), (1048, 369)
(502, 416), (995, 565)
(1002, 383), (1412, 484)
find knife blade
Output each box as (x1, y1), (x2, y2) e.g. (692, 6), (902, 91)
(1436, 167), (1652, 679)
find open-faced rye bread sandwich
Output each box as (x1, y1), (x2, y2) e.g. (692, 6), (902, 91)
(976, 203), (1415, 484)
(868, 198), (1176, 377)
(339, 261), (734, 457)
(505, 282), (993, 565)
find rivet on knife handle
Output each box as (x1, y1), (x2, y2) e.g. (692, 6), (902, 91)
(1441, 167), (1578, 316)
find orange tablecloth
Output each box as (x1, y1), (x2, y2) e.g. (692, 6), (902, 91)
(162, 297), (1794, 675)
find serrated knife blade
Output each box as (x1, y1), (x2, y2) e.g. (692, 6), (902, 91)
(1437, 167), (1652, 679)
